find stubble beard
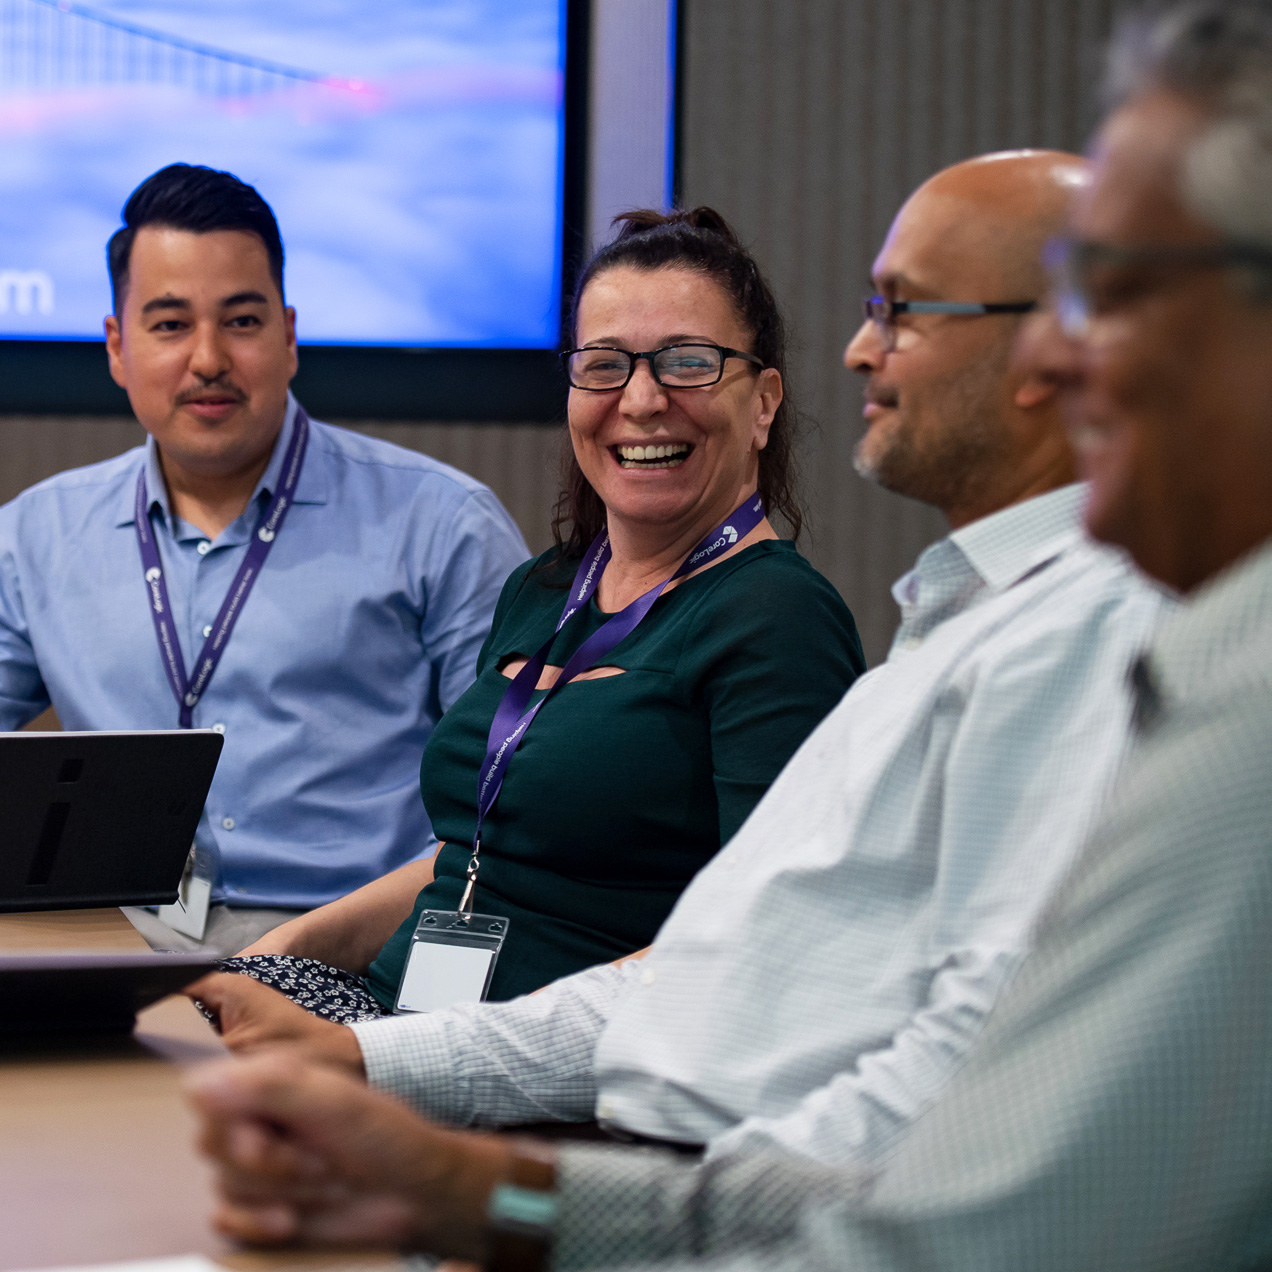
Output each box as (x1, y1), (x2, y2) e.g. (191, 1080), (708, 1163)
(852, 357), (1008, 513)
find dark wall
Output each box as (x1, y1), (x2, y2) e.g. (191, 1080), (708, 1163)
(678, 0), (1133, 661)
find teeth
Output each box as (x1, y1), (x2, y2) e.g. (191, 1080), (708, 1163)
(617, 443), (691, 462)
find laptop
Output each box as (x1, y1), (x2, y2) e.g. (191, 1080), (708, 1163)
(0, 730), (223, 913)
(0, 950), (218, 1034)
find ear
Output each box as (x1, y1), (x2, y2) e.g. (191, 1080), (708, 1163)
(1013, 371), (1056, 411)
(284, 305), (299, 380)
(103, 314), (127, 390)
(752, 367), (782, 451)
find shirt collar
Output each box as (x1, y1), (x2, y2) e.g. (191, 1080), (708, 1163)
(947, 482), (1088, 593)
(114, 393), (326, 531)
(1135, 535), (1272, 719)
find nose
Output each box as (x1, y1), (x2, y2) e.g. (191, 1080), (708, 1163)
(1011, 305), (1083, 394)
(188, 319), (232, 383)
(844, 318), (885, 374)
(619, 357), (670, 419)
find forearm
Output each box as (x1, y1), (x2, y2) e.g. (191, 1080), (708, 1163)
(245, 853), (436, 971)
(705, 947), (1020, 1169)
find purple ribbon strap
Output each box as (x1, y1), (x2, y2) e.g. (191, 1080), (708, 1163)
(134, 409), (310, 729)
(459, 491), (766, 911)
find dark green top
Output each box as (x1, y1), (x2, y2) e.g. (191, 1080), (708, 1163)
(366, 539), (864, 1006)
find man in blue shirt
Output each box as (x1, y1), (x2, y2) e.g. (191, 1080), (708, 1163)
(0, 163), (529, 954)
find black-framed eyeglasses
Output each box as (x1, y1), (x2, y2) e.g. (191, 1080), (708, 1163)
(561, 343), (765, 391)
(1043, 236), (1272, 337)
(862, 294), (1037, 352)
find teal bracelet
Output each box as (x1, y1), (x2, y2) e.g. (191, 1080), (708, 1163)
(488, 1181), (559, 1234)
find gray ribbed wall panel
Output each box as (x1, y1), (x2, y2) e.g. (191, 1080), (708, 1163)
(678, 0), (1132, 661)
(0, 415), (564, 553)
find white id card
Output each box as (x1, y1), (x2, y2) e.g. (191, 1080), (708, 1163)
(156, 843), (212, 940)
(394, 908), (508, 1014)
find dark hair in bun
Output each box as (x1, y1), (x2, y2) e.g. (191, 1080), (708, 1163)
(552, 206), (802, 557)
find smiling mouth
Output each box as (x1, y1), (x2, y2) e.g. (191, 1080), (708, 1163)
(615, 443), (693, 470)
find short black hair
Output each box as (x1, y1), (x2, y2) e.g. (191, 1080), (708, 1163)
(107, 163), (285, 312)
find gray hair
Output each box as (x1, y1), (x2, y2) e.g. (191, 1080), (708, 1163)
(1107, 1), (1272, 256)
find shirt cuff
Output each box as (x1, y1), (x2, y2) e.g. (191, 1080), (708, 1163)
(550, 1144), (862, 1271)
(552, 1144), (703, 1269)
(349, 1011), (460, 1120)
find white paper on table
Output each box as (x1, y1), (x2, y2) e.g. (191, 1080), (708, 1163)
(10, 1258), (219, 1272)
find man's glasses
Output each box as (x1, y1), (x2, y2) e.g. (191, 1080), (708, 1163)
(562, 343), (765, 391)
(1043, 236), (1272, 337)
(862, 295), (1037, 352)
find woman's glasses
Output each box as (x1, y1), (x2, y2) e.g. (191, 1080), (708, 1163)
(562, 343), (764, 391)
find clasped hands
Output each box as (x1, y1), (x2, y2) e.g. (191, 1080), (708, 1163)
(185, 1044), (522, 1264)
(184, 971), (523, 1263)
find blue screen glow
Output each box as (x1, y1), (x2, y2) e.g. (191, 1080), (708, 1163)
(0, 0), (565, 346)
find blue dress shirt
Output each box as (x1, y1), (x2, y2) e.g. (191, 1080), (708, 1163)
(0, 396), (529, 907)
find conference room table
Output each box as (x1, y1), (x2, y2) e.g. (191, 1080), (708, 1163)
(0, 908), (399, 1272)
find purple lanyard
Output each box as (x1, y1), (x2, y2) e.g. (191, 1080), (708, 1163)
(458, 491), (766, 912)
(134, 409), (310, 729)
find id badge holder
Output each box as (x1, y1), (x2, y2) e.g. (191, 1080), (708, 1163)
(155, 842), (212, 941)
(394, 909), (509, 1015)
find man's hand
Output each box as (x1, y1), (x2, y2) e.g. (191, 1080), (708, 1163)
(185, 1049), (516, 1258)
(187, 973), (366, 1077)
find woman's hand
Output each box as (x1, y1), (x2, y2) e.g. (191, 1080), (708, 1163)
(188, 973), (366, 1078)
(185, 1049), (515, 1258)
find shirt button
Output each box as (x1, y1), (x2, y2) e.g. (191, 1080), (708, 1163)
(598, 1099), (614, 1119)
(203, 625), (213, 638)
(221, 816), (236, 830)
(640, 968), (656, 986)
(211, 723), (226, 735)
(196, 540), (212, 555)
(904, 636), (923, 650)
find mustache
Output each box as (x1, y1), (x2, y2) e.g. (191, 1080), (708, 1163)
(864, 382), (899, 409)
(176, 381), (246, 405)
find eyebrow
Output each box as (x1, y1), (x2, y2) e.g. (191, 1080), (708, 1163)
(872, 271), (913, 293)
(583, 332), (716, 348)
(140, 295), (189, 315)
(139, 289), (271, 316)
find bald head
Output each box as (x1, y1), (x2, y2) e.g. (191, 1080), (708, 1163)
(888, 150), (1090, 301)
(846, 149), (1089, 528)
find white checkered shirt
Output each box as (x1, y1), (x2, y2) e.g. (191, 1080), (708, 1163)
(352, 484), (1165, 1169)
(546, 533), (1272, 1272)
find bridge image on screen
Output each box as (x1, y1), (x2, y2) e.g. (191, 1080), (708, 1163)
(0, 0), (565, 346)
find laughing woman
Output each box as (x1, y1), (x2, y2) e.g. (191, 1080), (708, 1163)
(194, 208), (864, 1044)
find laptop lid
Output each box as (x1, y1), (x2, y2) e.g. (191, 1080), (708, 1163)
(0, 731), (223, 913)
(0, 950), (218, 1034)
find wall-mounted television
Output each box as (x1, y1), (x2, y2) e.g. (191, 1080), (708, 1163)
(0, 0), (592, 419)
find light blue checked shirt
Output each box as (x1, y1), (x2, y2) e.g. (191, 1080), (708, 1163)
(352, 484), (1167, 1167)
(0, 396), (528, 908)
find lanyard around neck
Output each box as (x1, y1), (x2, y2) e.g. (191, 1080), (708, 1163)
(458, 491), (767, 912)
(134, 408), (310, 729)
